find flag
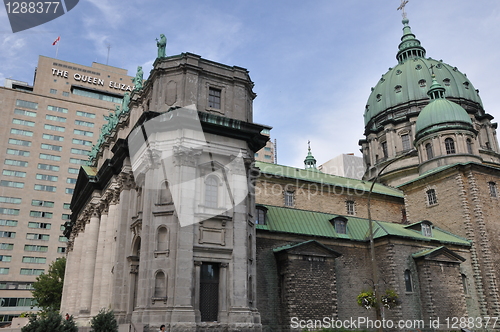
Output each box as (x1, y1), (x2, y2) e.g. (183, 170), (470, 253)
(52, 36), (60, 46)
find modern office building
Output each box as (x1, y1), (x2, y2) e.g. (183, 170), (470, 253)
(0, 55), (133, 322)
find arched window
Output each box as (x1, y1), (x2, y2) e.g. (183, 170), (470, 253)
(158, 181), (172, 204)
(154, 271), (167, 298)
(445, 138), (456, 154)
(205, 176), (218, 208)
(256, 206), (267, 225)
(425, 143), (434, 160)
(401, 134), (410, 151)
(466, 138), (473, 154)
(404, 270), (412, 292)
(421, 222), (432, 237)
(332, 217), (347, 234)
(157, 226), (168, 251)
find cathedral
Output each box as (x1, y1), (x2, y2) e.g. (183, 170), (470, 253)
(61, 13), (500, 332)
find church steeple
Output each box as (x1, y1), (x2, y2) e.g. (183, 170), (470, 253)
(396, 18), (426, 64)
(304, 141), (317, 170)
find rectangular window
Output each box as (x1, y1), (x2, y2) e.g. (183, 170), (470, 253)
(69, 158), (86, 165)
(62, 91), (70, 97)
(63, 203), (70, 209)
(0, 196), (22, 204)
(24, 245), (48, 252)
(200, 263), (220, 322)
(8, 138), (32, 146)
(426, 189), (438, 206)
(22, 257), (46, 264)
(381, 141), (388, 158)
(73, 129), (93, 137)
(76, 110), (96, 118)
(42, 133), (64, 141)
(31, 200), (54, 208)
(49, 89), (57, 94)
(208, 87), (221, 109)
(6, 148), (30, 157)
(0, 231), (16, 238)
(2, 170), (26, 178)
(0, 268), (9, 274)
(62, 213), (71, 219)
(26, 233), (50, 241)
(74, 120), (94, 127)
(57, 247), (66, 253)
(28, 222), (51, 229)
(20, 268), (44, 275)
(34, 184), (56, 192)
(401, 134), (411, 151)
(45, 114), (66, 122)
(71, 148), (89, 156)
(346, 200), (355, 215)
(35, 174), (58, 182)
(0, 243), (14, 250)
(10, 128), (33, 137)
(59, 236), (68, 242)
(66, 178), (77, 184)
(0, 220), (18, 227)
(4, 159), (28, 167)
(284, 191), (294, 207)
(65, 188), (74, 194)
(12, 118), (35, 127)
(44, 124), (65, 132)
(0, 181), (24, 189)
(0, 208), (19, 216)
(0, 255), (12, 262)
(38, 163), (60, 172)
(489, 182), (497, 198)
(16, 99), (38, 110)
(72, 138), (93, 146)
(73, 87), (122, 103)
(41, 143), (62, 152)
(47, 105), (68, 113)
(68, 168), (79, 174)
(14, 109), (36, 117)
(39, 153), (61, 161)
(29, 211), (53, 219)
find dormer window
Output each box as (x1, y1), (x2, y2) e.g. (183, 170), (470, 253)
(394, 85), (402, 93)
(256, 206), (267, 225)
(418, 79), (426, 88)
(443, 78), (451, 86)
(463, 81), (470, 89)
(421, 222), (432, 237)
(332, 217), (347, 234)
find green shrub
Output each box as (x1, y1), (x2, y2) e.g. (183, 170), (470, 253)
(90, 309), (118, 332)
(21, 311), (77, 332)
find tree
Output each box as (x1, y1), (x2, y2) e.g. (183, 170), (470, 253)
(21, 310), (77, 332)
(31, 257), (66, 312)
(90, 309), (118, 332)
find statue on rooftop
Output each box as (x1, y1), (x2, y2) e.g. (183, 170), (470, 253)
(132, 66), (143, 90)
(121, 92), (130, 114)
(156, 34), (167, 58)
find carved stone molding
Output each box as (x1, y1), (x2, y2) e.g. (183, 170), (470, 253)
(131, 218), (142, 238)
(173, 146), (202, 167)
(194, 261), (203, 266)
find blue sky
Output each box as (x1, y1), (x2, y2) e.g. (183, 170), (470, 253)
(1, 0), (500, 168)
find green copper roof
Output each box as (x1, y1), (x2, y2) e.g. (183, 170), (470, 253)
(364, 20), (482, 128)
(255, 161), (403, 198)
(304, 141), (317, 170)
(256, 205), (470, 246)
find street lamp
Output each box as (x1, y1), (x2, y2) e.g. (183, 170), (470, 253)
(366, 148), (417, 323)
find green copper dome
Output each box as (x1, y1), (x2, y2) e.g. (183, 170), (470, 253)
(364, 19), (482, 128)
(415, 77), (473, 140)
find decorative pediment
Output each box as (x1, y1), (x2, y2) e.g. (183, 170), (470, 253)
(273, 240), (341, 259)
(412, 246), (466, 263)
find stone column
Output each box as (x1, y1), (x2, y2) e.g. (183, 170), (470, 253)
(70, 222), (86, 316)
(100, 192), (118, 309)
(79, 207), (101, 316)
(194, 261), (202, 315)
(219, 263), (228, 322)
(91, 203), (109, 316)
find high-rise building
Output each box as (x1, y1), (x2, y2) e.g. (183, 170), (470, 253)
(0, 55), (132, 322)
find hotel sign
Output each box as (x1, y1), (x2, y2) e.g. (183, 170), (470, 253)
(52, 68), (134, 92)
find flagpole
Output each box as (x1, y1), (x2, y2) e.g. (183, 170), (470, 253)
(56, 41), (59, 58)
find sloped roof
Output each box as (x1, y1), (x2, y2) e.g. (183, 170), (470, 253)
(256, 205), (470, 246)
(255, 161), (403, 198)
